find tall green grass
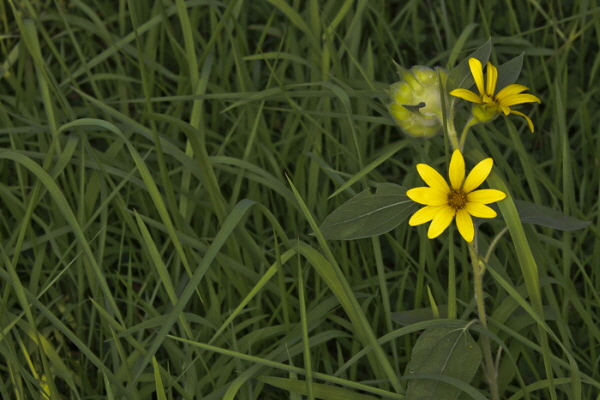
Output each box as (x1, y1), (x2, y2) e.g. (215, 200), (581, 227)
(0, 0), (599, 398)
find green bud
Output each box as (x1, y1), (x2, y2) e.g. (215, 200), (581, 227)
(388, 65), (448, 138)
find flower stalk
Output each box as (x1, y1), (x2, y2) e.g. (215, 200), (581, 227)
(469, 242), (500, 400)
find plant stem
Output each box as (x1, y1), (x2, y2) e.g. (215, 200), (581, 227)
(468, 242), (500, 400)
(458, 117), (478, 151)
(446, 116), (460, 151)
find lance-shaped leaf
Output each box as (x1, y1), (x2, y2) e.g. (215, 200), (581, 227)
(405, 326), (482, 400)
(319, 183), (418, 240)
(495, 53), (524, 92)
(513, 200), (589, 231)
(484, 200), (590, 231)
(446, 38), (492, 93)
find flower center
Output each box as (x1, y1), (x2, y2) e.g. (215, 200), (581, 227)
(447, 189), (468, 211)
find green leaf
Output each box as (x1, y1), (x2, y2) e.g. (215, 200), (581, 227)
(319, 183), (418, 240)
(483, 200), (589, 231)
(495, 53), (524, 91)
(446, 38), (492, 93)
(405, 326), (482, 400)
(513, 200), (590, 231)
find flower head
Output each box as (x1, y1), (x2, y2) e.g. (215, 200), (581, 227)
(406, 149), (506, 242)
(449, 58), (541, 132)
(388, 65), (449, 138)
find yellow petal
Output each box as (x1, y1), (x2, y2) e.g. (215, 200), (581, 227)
(448, 149), (465, 190)
(463, 158), (493, 193)
(509, 110), (536, 132)
(498, 93), (541, 107)
(495, 83), (530, 98)
(467, 189), (507, 204)
(406, 187), (449, 206)
(485, 62), (498, 97)
(449, 88), (483, 104)
(464, 202), (498, 218)
(468, 58), (485, 96)
(409, 205), (440, 225)
(416, 163), (450, 192)
(427, 206), (455, 238)
(455, 209), (475, 242)
(496, 83), (541, 103)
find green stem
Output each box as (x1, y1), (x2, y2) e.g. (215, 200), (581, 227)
(446, 116), (460, 151)
(458, 116), (478, 151)
(468, 242), (500, 400)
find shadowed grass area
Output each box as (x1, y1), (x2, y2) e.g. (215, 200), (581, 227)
(0, 0), (599, 398)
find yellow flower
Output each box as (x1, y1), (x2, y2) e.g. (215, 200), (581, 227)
(449, 58), (541, 132)
(406, 149), (506, 242)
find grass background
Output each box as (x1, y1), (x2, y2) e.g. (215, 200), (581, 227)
(1, 0), (599, 399)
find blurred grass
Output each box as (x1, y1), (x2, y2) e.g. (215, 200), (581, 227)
(0, 0), (599, 398)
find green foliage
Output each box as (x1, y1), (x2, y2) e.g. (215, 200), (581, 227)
(446, 38), (492, 93)
(508, 200), (590, 231)
(495, 53), (525, 91)
(0, 0), (598, 399)
(405, 325), (482, 400)
(319, 183), (417, 240)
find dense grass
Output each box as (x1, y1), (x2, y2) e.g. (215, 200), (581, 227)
(1, 0), (599, 399)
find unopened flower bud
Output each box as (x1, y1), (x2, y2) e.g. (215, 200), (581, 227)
(388, 65), (448, 138)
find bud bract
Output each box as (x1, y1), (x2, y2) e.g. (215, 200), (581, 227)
(388, 65), (448, 138)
